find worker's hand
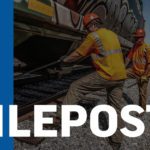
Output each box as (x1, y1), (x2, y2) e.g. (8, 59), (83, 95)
(60, 60), (72, 69)
(56, 56), (69, 70)
(59, 55), (67, 62)
(58, 66), (73, 78)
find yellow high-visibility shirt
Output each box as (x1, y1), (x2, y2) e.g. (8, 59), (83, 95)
(76, 28), (127, 80)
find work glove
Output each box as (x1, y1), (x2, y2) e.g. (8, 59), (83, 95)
(58, 55), (71, 68)
(59, 55), (76, 70)
(47, 65), (72, 78)
(58, 67), (73, 78)
(59, 55), (67, 63)
(57, 56), (74, 78)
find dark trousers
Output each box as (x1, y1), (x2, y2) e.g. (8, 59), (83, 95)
(63, 71), (125, 143)
(127, 68), (149, 110)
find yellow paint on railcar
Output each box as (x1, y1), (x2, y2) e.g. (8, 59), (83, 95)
(28, 0), (54, 17)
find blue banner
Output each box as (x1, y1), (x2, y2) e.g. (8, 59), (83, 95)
(0, 0), (13, 149)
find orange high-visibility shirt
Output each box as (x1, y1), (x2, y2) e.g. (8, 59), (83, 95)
(127, 43), (150, 76)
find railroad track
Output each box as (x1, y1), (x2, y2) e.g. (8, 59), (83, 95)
(14, 67), (95, 145)
(15, 69), (135, 117)
(14, 66), (135, 146)
(15, 67), (94, 117)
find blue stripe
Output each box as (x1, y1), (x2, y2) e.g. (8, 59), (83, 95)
(0, 0), (13, 149)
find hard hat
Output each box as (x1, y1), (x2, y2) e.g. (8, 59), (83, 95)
(133, 29), (145, 38)
(83, 13), (100, 27)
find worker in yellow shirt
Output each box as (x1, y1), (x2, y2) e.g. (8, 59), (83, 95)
(60, 13), (127, 150)
(126, 29), (150, 111)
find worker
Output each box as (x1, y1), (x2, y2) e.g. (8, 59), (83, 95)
(59, 13), (127, 150)
(126, 29), (150, 111)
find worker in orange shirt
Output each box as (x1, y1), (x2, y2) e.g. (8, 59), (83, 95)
(60, 13), (127, 150)
(126, 29), (150, 110)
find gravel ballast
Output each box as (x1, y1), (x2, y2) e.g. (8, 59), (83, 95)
(14, 79), (150, 150)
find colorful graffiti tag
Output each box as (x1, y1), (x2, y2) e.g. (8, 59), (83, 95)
(56, 0), (142, 38)
(15, 0), (143, 44)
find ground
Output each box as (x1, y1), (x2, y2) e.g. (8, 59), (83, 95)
(14, 79), (150, 150)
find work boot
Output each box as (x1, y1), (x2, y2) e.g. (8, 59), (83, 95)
(42, 112), (61, 129)
(108, 138), (121, 150)
(110, 142), (121, 150)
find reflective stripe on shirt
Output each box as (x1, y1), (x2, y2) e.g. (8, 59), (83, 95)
(133, 58), (147, 65)
(91, 32), (122, 57)
(91, 32), (105, 56)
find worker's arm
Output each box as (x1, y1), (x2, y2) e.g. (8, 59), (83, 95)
(63, 51), (83, 63)
(63, 34), (94, 63)
(146, 44), (150, 64)
(125, 48), (134, 67)
(145, 44), (150, 76)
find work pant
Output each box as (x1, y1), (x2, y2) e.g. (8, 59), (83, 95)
(63, 71), (125, 144)
(127, 68), (149, 110)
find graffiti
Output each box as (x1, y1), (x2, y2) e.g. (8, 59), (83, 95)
(118, 4), (128, 23)
(64, 0), (140, 37)
(65, 0), (79, 11)
(135, 0), (142, 15)
(54, 0), (140, 38)
(55, 2), (82, 30)
(61, 0), (140, 36)
(113, 0), (121, 21)
(70, 10), (82, 28)
(92, 5), (107, 21)
(15, 0), (143, 41)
